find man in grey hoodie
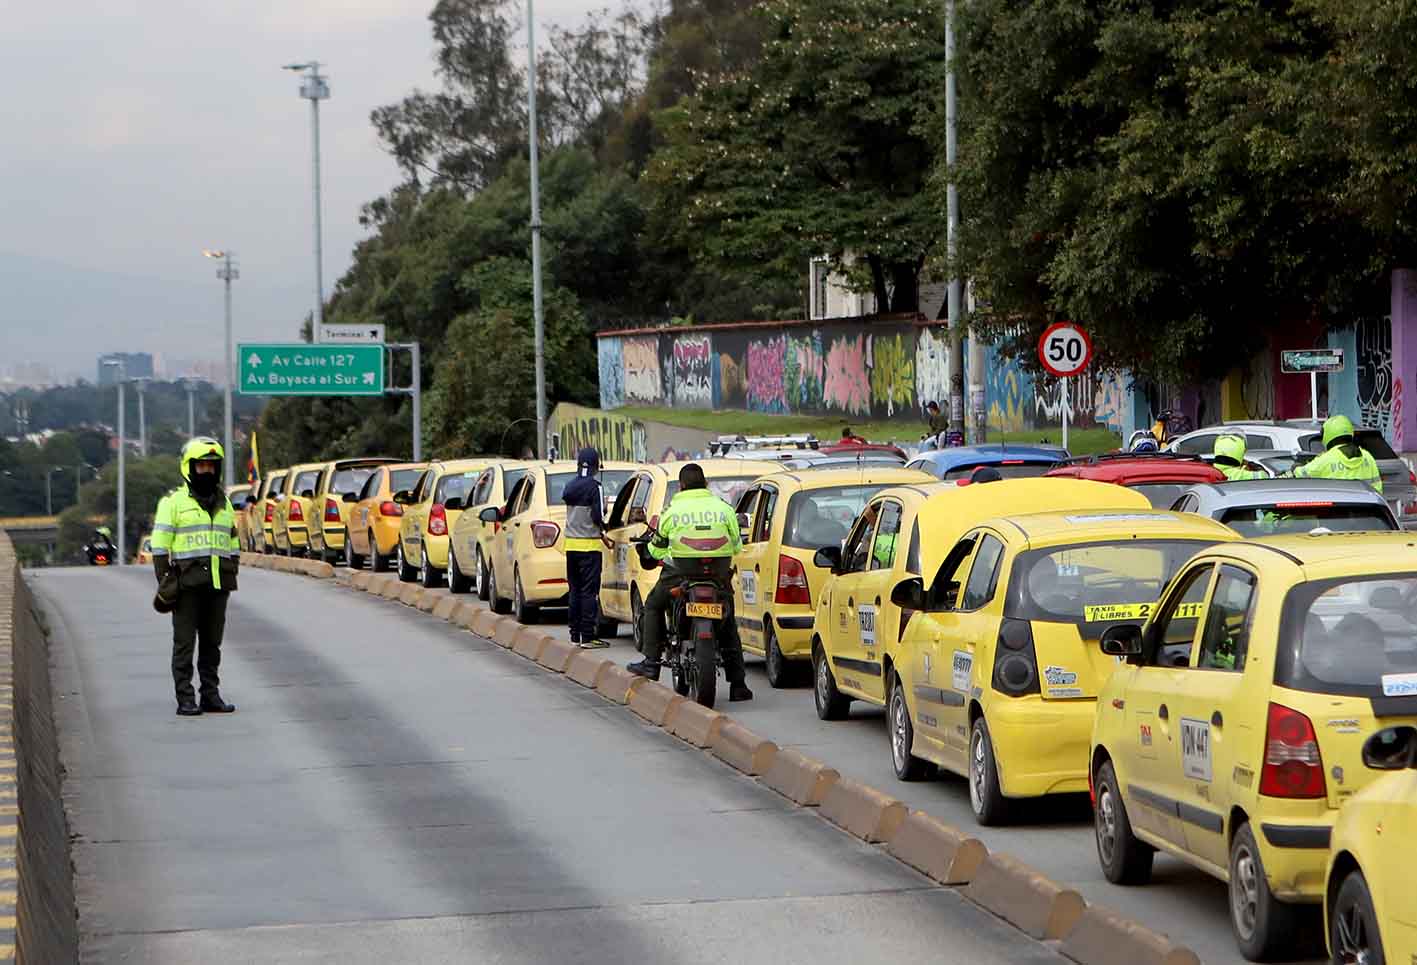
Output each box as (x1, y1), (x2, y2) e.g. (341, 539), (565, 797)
(562, 447), (612, 647)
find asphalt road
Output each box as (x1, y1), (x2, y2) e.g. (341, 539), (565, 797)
(30, 566), (1066, 965)
(398, 567), (1331, 965)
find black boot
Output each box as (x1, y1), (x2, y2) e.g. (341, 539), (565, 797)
(626, 660), (660, 680)
(199, 694), (236, 713)
(176, 698), (202, 717)
(730, 681), (754, 702)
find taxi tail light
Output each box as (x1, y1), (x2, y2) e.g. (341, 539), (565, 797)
(264, 503), (275, 523)
(775, 554), (811, 606)
(323, 498), (341, 522)
(992, 618), (1040, 697)
(1259, 703), (1326, 799)
(287, 500), (304, 522)
(690, 584), (719, 602)
(428, 504), (449, 536)
(379, 500), (404, 517)
(531, 520), (560, 548)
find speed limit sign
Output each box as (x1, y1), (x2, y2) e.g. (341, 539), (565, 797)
(1038, 322), (1092, 378)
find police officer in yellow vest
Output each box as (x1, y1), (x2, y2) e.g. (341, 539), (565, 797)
(150, 438), (240, 716)
(627, 463), (752, 701)
(1212, 434), (1267, 481)
(1288, 415), (1384, 493)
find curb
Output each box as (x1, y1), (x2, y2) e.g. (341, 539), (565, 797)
(432, 597), (459, 621)
(492, 619), (520, 649)
(886, 810), (987, 885)
(398, 584), (422, 607)
(667, 700), (723, 748)
(711, 720), (777, 776)
(511, 627), (549, 661)
(416, 592), (440, 613)
(566, 651), (611, 689)
(819, 776), (908, 844)
(628, 681), (684, 727)
(1060, 904), (1202, 965)
(595, 665), (644, 704)
(967, 851), (1086, 941)
(761, 748), (839, 807)
(536, 638), (576, 673)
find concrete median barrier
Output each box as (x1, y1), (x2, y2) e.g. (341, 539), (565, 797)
(1060, 903), (1201, 965)
(667, 701), (723, 748)
(711, 720), (777, 775)
(536, 637), (575, 672)
(398, 584), (422, 607)
(819, 777), (907, 843)
(761, 749), (840, 807)
(492, 618), (520, 648)
(416, 592), (440, 613)
(378, 579), (404, 600)
(628, 680), (684, 727)
(432, 597), (459, 620)
(274, 556), (296, 573)
(566, 651), (611, 688)
(334, 567), (356, 586)
(453, 605), (482, 630)
(595, 664), (645, 704)
(966, 851), (1085, 941)
(308, 561), (335, 579)
(885, 810), (987, 885)
(351, 571), (373, 591)
(511, 627), (549, 661)
(472, 610), (501, 637)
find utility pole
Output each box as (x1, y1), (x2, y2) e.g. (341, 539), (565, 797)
(284, 62), (329, 344)
(135, 379), (149, 458)
(526, 0), (548, 458)
(203, 250), (239, 487)
(945, 0), (966, 439)
(103, 359), (128, 565)
(184, 379), (197, 436)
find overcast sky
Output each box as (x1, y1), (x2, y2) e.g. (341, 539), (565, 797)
(1, 0), (603, 381)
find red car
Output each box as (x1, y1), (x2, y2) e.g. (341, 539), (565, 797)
(820, 438), (910, 460)
(1045, 453), (1224, 507)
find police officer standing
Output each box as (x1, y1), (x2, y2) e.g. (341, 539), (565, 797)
(627, 463), (753, 702)
(1212, 435), (1267, 481)
(150, 438), (240, 717)
(562, 447), (612, 648)
(1288, 415), (1383, 492)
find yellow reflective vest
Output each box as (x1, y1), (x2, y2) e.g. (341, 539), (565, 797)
(1292, 445), (1384, 493)
(150, 488), (240, 590)
(649, 488), (742, 560)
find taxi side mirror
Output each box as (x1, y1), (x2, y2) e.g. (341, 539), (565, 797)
(627, 507), (647, 525)
(478, 506), (501, 524)
(444, 496), (464, 512)
(392, 490), (413, 505)
(813, 545), (842, 572)
(342, 491), (358, 503)
(1362, 726), (1417, 771)
(300, 489), (315, 499)
(1100, 624), (1144, 658)
(736, 512), (751, 540)
(890, 577), (925, 611)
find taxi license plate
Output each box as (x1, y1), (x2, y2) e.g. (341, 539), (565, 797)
(685, 602), (724, 619)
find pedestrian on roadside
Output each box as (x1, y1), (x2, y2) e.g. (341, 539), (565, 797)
(149, 437), (240, 717)
(924, 400), (947, 438)
(563, 447), (613, 648)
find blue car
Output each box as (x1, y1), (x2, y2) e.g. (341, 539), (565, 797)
(904, 444), (1068, 481)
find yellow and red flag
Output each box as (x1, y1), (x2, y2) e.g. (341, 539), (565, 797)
(247, 432), (260, 485)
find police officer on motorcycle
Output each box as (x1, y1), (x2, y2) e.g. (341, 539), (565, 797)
(627, 463), (753, 702)
(86, 526), (116, 565)
(1288, 415), (1383, 492)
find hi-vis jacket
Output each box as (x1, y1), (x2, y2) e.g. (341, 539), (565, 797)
(649, 488), (743, 561)
(1293, 444), (1384, 493)
(150, 488), (240, 591)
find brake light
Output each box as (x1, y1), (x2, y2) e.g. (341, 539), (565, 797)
(288, 500), (304, 522)
(691, 584), (719, 602)
(324, 498), (341, 522)
(428, 504), (448, 536)
(264, 503), (275, 523)
(992, 618), (1040, 696)
(531, 520), (560, 548)
(1259, 703), (1326, 799)
(1274, 501), (1334, 509)
(379, 501), (403, 517)
(776, 554), (811, 605)
(1001, 460), (1025, 465)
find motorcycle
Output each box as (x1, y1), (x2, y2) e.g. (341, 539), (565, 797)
(85, 545), (112, 566)
(631, 528), (730, 708)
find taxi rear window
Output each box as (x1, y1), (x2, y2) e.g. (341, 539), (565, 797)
(941, 462), (1052, 481)
(1218, 503), (1395, 537)
(1006, 539), (1219, 626)
(389, 469), (424, 494)
(330, 467), (377, 496)
(665, 476), (759, 507)
(1131, 483), (1192, 508)
(292, 471), (320, 496)
(1277, 574), (1417, 698)
(782, 485), (886, 548)
(549, 470), (635, 504)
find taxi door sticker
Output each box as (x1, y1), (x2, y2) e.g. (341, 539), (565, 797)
(740, 570), (758, 606)
(858, 604), (877, 646)
(615, 543), (629, 574)
(952, 650), (972, 692)
(1181, 717), (1213, 782)
(1084, 601), (1202, 622)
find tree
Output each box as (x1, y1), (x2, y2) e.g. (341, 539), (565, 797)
(648, 0), (945, 312)
(56, 454), (178, 562)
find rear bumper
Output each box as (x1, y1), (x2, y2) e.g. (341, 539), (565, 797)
(425, 534), (451, 569)
(520, 550), (570, 604)
(766, 607), (816, 658)
(286, 525), (308, 547)
(1257, 820), (1335, 901)
(988, 695), (1095, 797)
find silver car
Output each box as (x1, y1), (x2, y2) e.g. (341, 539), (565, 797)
(1170, 478), (1399, 537)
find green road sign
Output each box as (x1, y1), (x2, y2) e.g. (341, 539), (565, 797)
(1281, 348), (1344, 374)
(237, 343), (385, 396)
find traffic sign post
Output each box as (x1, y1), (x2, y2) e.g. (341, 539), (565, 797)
(1038, 322), (1093, 452)
(1281, 348), (1344, 422)
(237, 343), (385, 396)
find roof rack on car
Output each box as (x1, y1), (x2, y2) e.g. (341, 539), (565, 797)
(707, 433), (820, 456)
(1059, 451), (1207, 466)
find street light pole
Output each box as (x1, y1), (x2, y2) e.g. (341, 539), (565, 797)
(103, 359), (128, 566)
(184, 379), (197, 437)
(203, 250), (239, 488)
(945, 0), (966, 440)
(135, 379), (149, 458)
(525, 1), (548, 459)
(284, 62), (330, 344)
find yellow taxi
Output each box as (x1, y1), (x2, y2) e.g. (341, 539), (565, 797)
(304, 458), (398, 564)
(1089, 533), (1417, 961)
(1325, 725), (1417, 965)
(479, 461), (637, 622)
(255, 469), (289, 553)
(227, 484), (253, 550)
(600, 460), (782, 647)
(135, 533), (154, 565)
(448, 461), (531, 596)
(346, 462), (427, 571)
(273, 462), (325, 556)
(730, 467), (934, 687)
(395, 458), (500, 587)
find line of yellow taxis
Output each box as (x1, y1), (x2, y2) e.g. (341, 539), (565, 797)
(247, 447), (1414, 962)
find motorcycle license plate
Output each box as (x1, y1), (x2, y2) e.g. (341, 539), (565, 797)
(685, 602), (723, 619)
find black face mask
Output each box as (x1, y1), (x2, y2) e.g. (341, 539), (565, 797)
(190, 471), (219, 497)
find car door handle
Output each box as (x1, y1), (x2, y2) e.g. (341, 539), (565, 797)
(1158, 704), (1169, 721)
(847, 597), (854, 607)
(874, 596), (881, 606)
(755, 564), (760, 572)
(1212, 710), (1223, 728)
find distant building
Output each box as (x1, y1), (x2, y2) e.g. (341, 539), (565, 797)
(96, 353), (154, 384)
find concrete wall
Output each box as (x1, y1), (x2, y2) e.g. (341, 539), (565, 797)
(0, 532), (78, 964)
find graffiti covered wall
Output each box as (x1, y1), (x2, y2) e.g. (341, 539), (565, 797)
(548, 403), (717, 464)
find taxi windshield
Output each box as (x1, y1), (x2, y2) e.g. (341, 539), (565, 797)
(783, 485), (888, 548)
(665, 476), (759, 507)
(1278, 575), (1417, 697)
(1007, 539), (1218, 625)
(1218, 504), (1395, 537)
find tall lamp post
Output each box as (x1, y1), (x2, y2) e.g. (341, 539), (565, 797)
(524, 4), (547, 458)
(182, 378), (199, 436)
(102, 359), (127, 565)
(202, 250), (238, 488)
(134, 377), (151, 458)
(283, 61), (330, 344)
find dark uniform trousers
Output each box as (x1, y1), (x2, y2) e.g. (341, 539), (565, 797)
(566, 550), (603, 642)
(173, 587), (229, 702)
(639, 556), (747, 684)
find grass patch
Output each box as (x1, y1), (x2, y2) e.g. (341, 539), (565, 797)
(614, 407), (1120, 456)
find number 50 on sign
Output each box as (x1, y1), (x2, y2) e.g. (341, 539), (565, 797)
(1038, 322), (1092, 378)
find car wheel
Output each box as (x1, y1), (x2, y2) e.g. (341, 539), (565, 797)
(476, 548), (490, 601)
(513, 567), (538, 624)
(1330, 871), (1384, 965)
(448, 548), (472, 594)
(370, 531), (388, 572)
(969, 716), (1010, 826)
(396, 543), (417, 582)
(488, 562), (511, 614)
(764, 623), (797, 688)
(1230, 822), (1299, 961)
(420, 546), (441, 589)
(812, 641), (850, 721)
(889, 672), (933, 781)
(345, 535), (365, 571)
(1093, 759), (1154, 884)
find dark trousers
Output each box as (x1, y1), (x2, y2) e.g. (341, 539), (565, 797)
(566, 550), (602, 642)
(172, 588), (229, 702)
(639, 559), (746, 684)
